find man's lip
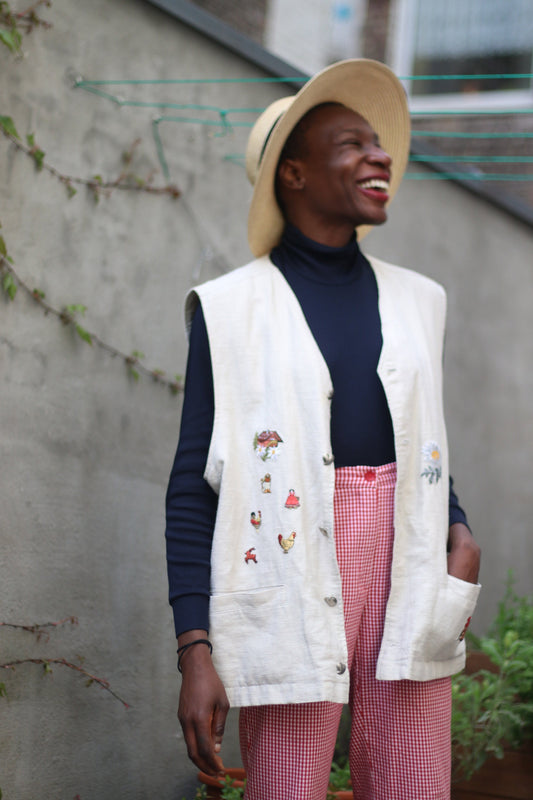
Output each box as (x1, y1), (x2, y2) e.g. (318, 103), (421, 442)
(357, 174), (391, 201)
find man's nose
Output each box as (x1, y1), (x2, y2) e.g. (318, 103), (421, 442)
(367, 145), (392, 168)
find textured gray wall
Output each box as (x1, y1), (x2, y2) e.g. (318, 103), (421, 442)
(0, 1), (532, 798)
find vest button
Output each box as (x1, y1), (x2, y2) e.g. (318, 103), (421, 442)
(364, 470), (376, 482)
(327, 389), (334, 400)
(336, 662), (346, 675)
(319, 527), (329, 537)
(324, 596), (337, 607)
(323, 454), (334, 465)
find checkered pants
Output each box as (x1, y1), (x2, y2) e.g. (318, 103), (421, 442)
(239, 464), (451, 800)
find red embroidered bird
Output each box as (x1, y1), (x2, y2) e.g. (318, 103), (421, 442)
(250, 511), (262, 529)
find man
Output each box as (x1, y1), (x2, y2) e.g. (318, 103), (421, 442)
(166, 59), (481, 800)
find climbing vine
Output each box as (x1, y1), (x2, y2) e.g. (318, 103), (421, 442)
(0, 239), (183, 391)
(0, 117), (181, 200)
(0, 114), (183, 392)
(0, 617), (129, 707)
(0, 0), (51, 53)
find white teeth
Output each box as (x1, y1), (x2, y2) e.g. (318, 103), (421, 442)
(359, 179), (389, 192)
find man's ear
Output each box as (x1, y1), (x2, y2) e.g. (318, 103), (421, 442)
(277, 158), (305, 191)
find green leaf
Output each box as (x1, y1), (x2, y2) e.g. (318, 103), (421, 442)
(129, 367), (140, 382)
(66, 183), (77, 199)
(0, 114), (20, 139)
(0, 682), (7, 698)
(65, 304), (87, 316)
(2, 271), (17, 300)
(75, 324), (92, 345)
(26, 132), (35, 147)
(0, 26), (22, 52)
(0, 234), (7, 257)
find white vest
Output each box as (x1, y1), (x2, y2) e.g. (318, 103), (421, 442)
(185, 255), (480, 708)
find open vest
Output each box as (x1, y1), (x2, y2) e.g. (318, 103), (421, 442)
(185, 255), (480, 708)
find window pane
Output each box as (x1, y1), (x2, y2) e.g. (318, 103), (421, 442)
(411, 0), (533, 96)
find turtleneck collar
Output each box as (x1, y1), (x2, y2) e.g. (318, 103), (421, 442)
(270, 223), (363, 286)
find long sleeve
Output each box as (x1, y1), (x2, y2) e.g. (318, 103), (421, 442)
(165, 304), (217, 637)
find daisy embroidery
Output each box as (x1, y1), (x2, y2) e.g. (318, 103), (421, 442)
(253, 430), (283, 462)
(421, 441), (442, 484)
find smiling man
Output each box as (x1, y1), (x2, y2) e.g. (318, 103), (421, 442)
(166, 60), (481, 800)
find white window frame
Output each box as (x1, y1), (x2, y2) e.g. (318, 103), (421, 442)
(388, 0), (533, 112)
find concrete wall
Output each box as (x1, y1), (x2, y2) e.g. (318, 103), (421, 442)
(0, 1), (531, 798)
(0, 1), (268, 798)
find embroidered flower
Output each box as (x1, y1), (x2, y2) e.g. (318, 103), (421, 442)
(420, 441), (442, 484)
(253, 430), (283, 462)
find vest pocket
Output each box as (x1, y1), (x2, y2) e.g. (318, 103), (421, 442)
(209, 585), (297, 686)
(419, 574), (481, 663)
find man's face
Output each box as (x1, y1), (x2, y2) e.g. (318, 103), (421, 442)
(283, 104), (392, 230)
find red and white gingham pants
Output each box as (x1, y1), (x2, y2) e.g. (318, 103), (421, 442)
(240, 464), (451, 800)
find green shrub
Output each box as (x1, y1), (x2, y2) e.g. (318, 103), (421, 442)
(451, 572), (533, 783)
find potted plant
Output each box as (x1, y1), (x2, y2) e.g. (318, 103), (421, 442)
(451, 573), (533, 798)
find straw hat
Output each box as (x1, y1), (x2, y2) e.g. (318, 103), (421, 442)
(245, 59), (410, 257)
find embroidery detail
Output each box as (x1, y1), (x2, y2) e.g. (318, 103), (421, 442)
(260, 474), (271, 493)
(458, 616), (472, 642)
(284, 489), (300, 509)
(278, 532), (296, 554)
(244, 547), (257, 564)
(254, 430), (283, 461)
(420, 441), (442, 484)
(250, 511), (262, 529)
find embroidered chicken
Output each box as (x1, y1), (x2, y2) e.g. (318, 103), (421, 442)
(250, 511), (262, 529)
(278, 532), (296, 554)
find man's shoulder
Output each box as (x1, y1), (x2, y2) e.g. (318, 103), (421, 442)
(366, 254), (446, 300)
(195, 256), (273, 296)
(184, 256), (274, 332)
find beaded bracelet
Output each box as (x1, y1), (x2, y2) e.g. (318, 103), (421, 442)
(177, 638), (213, 673)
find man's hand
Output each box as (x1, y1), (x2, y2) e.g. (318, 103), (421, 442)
(447, 522), (481, 585)
(177, 630), (230, 776)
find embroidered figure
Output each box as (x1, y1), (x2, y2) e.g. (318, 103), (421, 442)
(260, 474), (271, 493)
(254, 430), (283, 461)
(250, 511), (262, 529)
(458, 616), (472, 642)
(284, 489), (300, 509)
(278, 531), (296, 554)
(420, 441), (442, 484)
(244, 547), (257, 564)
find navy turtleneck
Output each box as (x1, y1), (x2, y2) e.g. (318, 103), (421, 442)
(271, 223), (395, 467)
(165, 224), (468, 637)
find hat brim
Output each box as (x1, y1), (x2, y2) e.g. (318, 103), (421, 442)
(247, 59), (410, 258)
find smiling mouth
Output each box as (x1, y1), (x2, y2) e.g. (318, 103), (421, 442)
(358, 178), (390, 193)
